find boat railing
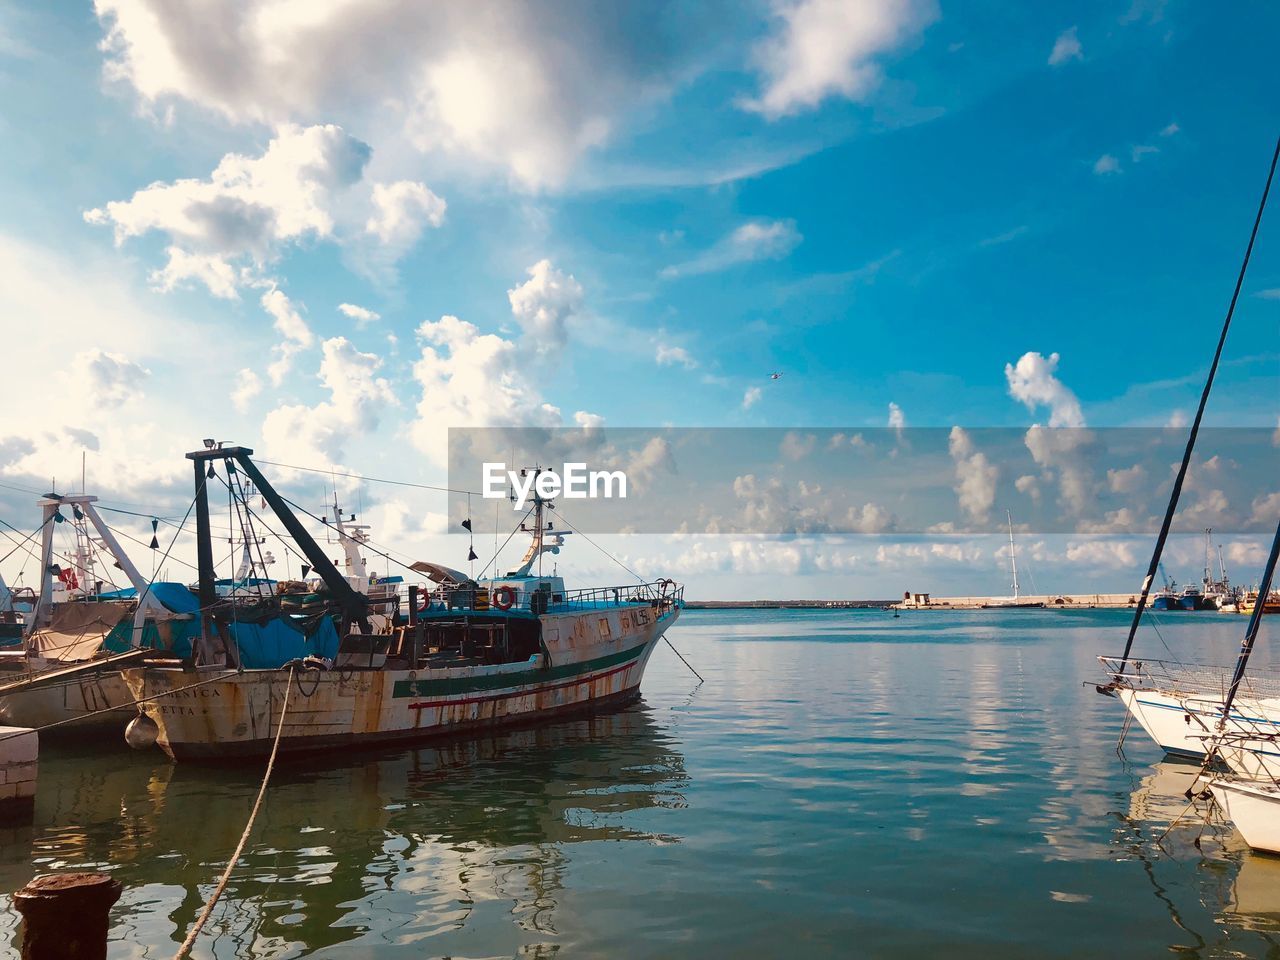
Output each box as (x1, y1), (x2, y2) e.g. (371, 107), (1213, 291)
(1099, 655), (1280, 700)
(554, 581), (683, 615)
(412, 580), (683, 617)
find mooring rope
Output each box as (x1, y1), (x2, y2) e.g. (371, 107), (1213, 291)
(173, 666), (295, 960)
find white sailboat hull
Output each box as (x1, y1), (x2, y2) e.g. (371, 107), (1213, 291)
(1114, 686), (1280, 762)
(1211, 779), (1280, 855)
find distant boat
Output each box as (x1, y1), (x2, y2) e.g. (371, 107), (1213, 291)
(1149, 563), (1185, 611)
(981, 512), (1045, 609)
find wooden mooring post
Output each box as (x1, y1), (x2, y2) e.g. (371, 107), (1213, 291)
(13, 873), (122, 960)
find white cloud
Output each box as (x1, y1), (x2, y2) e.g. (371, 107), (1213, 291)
(507, 259), (583, 359)
(1004, 351), (1085, 428)
(409, 315), (562, 463)
(1048, 26), (1082, 66)
(262, 337), (397, 466)
(260, 288), (315, 385)
(780, 431), (816, 461)
(62, 349), (150, 408)
(365, 180), (446, 249)
(1166, 409), (1188, 428)
(1106, 464), (1146, 494)
(743, 0), (938, 119)
(85, 124), (372, 297)
(1015, 474), (1041, 502)
(1256, 288), (1280, 300)
(338, 303), (380, 327)
(261, 288), (313, 347)
(1248, 492), (1280, 526)
(92, 2), (701, 190)
(1065, 540), (1136, 568)
(848, 502), (892, 534)
(1227, 540), (1268, 568)
(1131, 144), (1159, 163)
(1160, 122), (1180, 137)
(661, 219), (801, 278)
(230, 369), (263, 413)
(742, 386), (763, 410)
(655, 343), (697, 369)
(948, 426), (998, 524)
(887, 401), (906, 435)
(1093, 154), (1120, 175)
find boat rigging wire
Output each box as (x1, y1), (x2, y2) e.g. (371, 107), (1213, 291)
(551, 510), (702, 682)
(552, 510), (647, 585)
(172, 666), (295, 960)
(253, 458), (483, 496)
(1116, 134), (1279, 673)
(473, 504), (538, 580)
(0, 516), (53, 567)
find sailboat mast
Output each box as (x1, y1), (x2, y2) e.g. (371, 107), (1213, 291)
(1218, 517), (1280, 727)
(1115, 135), (1280, 673)
(1008, 511), (1020, 599)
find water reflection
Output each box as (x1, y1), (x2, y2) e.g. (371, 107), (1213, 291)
(0, 701), (687, 958)
(1120, 758), (1280, 953)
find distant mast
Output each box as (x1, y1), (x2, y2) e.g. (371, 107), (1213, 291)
(1007, 510), (1020, 601)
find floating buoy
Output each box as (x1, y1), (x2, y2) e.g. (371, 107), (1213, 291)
(124, 713), (159, 750)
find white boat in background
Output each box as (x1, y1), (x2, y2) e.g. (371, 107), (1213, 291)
(0, 492), (184, 732)
(981, 512), (1045, 609)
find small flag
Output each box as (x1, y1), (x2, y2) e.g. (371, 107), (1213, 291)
(467, 546), (478, 562)
(461, 518), (472, 531)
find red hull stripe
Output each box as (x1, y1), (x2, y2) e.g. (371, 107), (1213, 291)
(408, 660), (637, 711)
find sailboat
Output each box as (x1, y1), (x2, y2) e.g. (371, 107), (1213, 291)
(1190, 518), (1280, 853)
(1097, 134), (1279, 758)
(981, 512), (1044, 609)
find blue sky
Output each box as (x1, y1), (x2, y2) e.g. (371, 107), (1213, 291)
(0, 0), (1275, 599)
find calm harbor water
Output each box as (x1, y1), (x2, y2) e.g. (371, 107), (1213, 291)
(1, 607), (1278, 958)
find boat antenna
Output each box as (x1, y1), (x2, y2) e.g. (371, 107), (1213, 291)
(1115, 134), (1279, 673)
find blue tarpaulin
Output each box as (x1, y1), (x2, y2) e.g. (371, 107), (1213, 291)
(225, 615), (339, 668)
(100, 581), (338, 667)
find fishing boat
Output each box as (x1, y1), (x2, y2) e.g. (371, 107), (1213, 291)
(1238, 590), (1280, 616)
(1179, 584), (1206, 611)
(980, 512), (1045, 609)
(0, 492), (191, 732)
(121, 446), (683, 760)
(1149, 565), (1185, 612)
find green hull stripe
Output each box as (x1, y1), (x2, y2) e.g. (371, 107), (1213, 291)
(392, 642), (649, 699)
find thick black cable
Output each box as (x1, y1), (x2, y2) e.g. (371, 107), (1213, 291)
(1117, 134), (1280, 671)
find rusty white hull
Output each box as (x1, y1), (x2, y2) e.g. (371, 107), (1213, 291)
(123, 605), (678, 760)
(0, 669), (134, 733)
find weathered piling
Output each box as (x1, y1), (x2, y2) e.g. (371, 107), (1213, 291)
(13, 873), (122, 960)
(0, 726), (37, 823)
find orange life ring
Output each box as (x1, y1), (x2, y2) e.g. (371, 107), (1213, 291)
(493, 585), (516, 611)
